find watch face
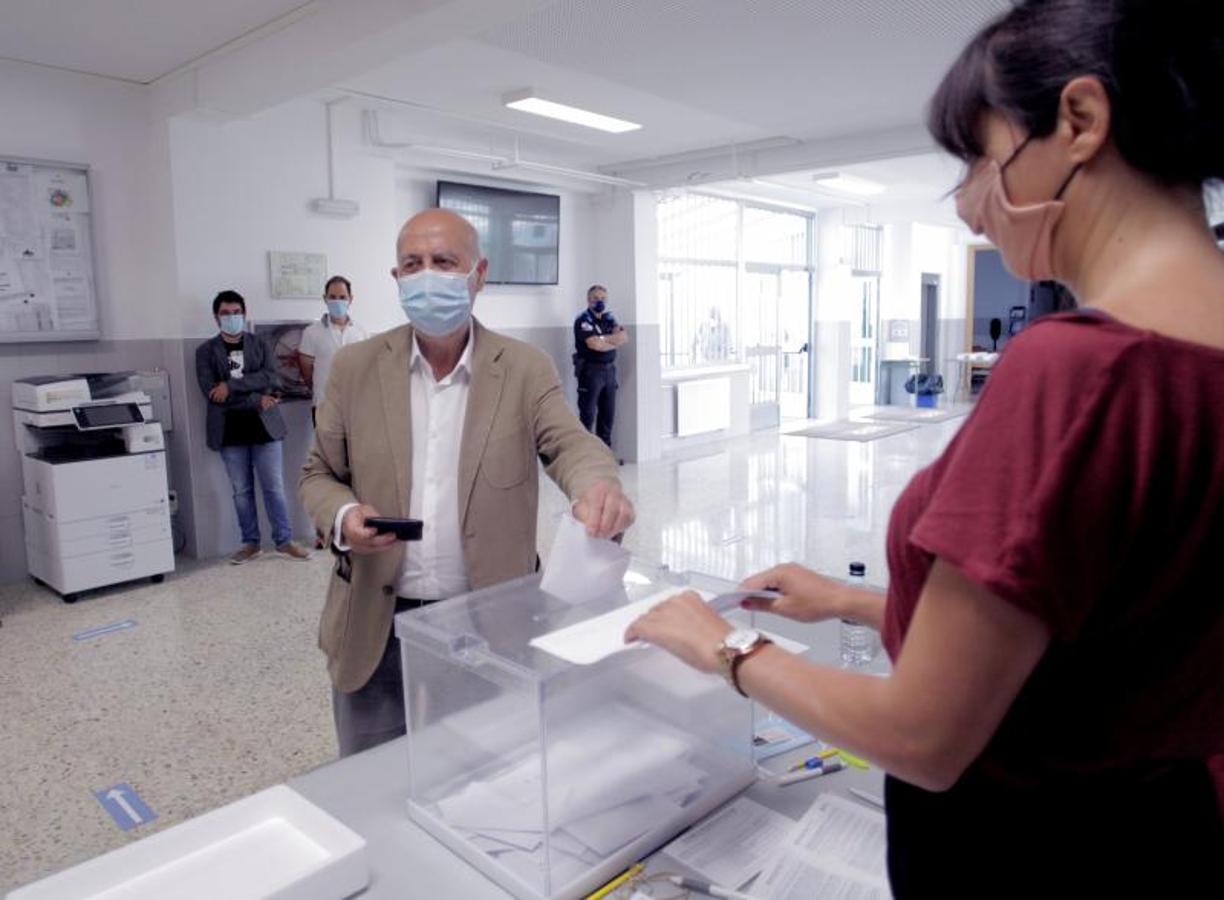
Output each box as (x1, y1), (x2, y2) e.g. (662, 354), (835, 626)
(724, 628), (761, 653)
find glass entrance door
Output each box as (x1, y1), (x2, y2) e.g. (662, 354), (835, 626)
(743, 268), (781, 430)
(779, 268), (812, 419)
(849, 275), (880, 408)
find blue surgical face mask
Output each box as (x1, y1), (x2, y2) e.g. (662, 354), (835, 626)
(326, 299), (351, 320)
(397, 263), (478, 337)
(218, 313), (245, 336)
(591, 300), (607, 314)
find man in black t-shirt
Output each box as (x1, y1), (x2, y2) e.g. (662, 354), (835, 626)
(572, 284), (628, 448)
(194, 290), (310, 564)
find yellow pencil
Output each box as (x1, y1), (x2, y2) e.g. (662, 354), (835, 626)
(837, 749), (870, 770)
(586, 862), (645, 900)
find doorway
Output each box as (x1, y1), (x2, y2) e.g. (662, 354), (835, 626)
(920, 273), (940, 377)
(848, 275), (880, 408)
(745, 265), (813, 426)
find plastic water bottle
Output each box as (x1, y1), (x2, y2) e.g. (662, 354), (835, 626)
(839, 562), (875, 668)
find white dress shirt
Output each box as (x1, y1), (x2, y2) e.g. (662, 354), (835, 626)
(300, 316), (369, 407)
(334, 326), (473, 600)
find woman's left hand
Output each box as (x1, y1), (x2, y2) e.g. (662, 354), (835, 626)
(624, 591), (734, 674)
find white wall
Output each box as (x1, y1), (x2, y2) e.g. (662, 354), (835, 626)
(0, 64), (649, 569)
(0, 59), (172, 340)
(169, 100), (402, 337)
(590, 189), (663, 461)
(911, 222), (965, 318)
(813, 212), (854, 420)
(880, 220), (968, 327)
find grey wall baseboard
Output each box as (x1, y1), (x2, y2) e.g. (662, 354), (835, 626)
(0, 324), (660, 584)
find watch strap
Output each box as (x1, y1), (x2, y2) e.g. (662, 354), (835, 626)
(728, 636), (772, 697)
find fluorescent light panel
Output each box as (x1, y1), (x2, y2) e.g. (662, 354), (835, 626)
(504, 91), (641, 133)
(811, 171), (886, 196)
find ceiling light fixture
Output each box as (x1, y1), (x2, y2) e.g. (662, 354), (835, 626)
(503, 90), (641, 134)
(810, 171), (886, 196)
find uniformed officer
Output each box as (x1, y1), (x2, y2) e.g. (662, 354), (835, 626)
(572, 284), (628, 448)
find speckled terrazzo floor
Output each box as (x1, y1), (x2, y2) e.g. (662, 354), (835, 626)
(0, 414), (963, 891)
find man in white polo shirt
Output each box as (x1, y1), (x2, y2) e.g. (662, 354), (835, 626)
(299, 275), (370, 426)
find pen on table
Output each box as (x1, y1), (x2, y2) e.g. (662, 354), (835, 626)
(849, 787), (886, 810)
(587, 862), (644, 899)
(787, 749), (839, 771)
(666, 875), (760, 900)
(836, 749), (870, 770)
(777, 757), (845, 785)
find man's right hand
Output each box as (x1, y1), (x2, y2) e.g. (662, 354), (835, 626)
(341, 504), (399, 555)
(208, 382), (230, 403)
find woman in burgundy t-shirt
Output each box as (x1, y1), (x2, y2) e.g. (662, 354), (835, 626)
(626, 1), (1224, 893)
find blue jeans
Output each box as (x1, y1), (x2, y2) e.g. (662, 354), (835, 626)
(220, 441), (293, 547)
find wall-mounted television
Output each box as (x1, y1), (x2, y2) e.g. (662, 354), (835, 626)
(436, 181), (560, 285)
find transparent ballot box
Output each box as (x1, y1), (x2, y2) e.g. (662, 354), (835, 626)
(394, 564), (757, 900)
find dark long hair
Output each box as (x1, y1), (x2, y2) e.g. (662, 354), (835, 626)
(927, 0), (1224, 188)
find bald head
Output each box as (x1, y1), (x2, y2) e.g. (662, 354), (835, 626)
(395, 208), (483, 273)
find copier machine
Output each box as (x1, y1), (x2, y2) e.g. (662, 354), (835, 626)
(13, 373), (174, 602)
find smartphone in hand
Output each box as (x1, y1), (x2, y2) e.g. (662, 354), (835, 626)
(364, 517), (424, 541)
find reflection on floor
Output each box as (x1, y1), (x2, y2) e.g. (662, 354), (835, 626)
(0, 414), (967, 890)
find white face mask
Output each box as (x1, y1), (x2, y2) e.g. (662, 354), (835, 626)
(397, 262), (479, 337)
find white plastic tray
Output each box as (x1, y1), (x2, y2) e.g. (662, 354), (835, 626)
(8, 785), (369, 900)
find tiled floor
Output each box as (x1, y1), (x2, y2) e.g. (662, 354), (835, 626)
(0, 412), (966, 891)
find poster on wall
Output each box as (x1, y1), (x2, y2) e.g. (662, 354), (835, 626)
(253, 320), (313, 401)
(0, 157), (100, 342)
(268, 251), (327, 299)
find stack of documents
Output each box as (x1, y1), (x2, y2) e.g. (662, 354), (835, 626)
(664, 796), (796, 891)
(429, 704), (725, 883)
(755, 794), (891, 899)
(665, 792), (891, 899)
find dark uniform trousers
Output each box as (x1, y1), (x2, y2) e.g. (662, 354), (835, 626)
(577, 362), (616, 447)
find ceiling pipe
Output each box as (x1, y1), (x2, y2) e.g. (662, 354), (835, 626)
(309, 97), (360, 217)
(361, 106), (644, 188)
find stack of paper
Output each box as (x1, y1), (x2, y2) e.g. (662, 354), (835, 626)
(431, 704), (723, 880)
(664, 796), (796, 891)
(755, 794), (892, 899)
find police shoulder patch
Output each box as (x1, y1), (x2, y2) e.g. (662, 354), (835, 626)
(580, 321), (594, 331)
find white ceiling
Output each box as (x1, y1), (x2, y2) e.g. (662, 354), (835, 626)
(348, 0), (1011, 168)
(777, 152), (964, 204)
(0, 0), (312, 83)
(342, 38), (770, 170)
(0, 0), (1011, 179)
(702, 152), (967, 226)
(480, 0), (1010, 142)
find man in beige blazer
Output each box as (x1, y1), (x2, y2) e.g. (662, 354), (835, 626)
(301, 209), (634, 756)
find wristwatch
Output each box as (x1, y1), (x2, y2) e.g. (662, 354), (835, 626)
(716, 628), (773, 697)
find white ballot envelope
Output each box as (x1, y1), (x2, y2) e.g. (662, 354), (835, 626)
(530, 589), (783, 665)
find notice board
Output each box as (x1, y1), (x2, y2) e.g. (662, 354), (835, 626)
(0, 156), (100, 342)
